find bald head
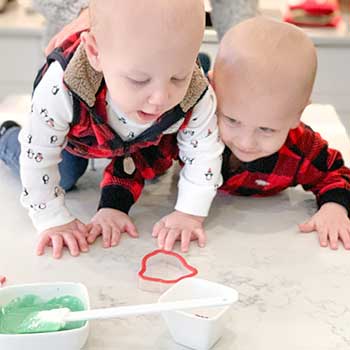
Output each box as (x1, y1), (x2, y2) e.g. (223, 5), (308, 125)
(90, 0), (205, 49)
(82, 0), (205, 126)
(214, 17), (317, 112)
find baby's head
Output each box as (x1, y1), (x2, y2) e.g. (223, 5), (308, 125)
(212, 17), (317, 162)
(83, 0), (205, 124)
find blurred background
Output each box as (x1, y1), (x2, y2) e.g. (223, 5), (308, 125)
(0, 0), (349, 134)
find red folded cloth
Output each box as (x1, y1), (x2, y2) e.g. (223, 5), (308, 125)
(284, 0), (341, 27)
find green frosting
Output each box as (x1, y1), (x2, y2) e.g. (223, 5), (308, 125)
(0, 295), (86, 334)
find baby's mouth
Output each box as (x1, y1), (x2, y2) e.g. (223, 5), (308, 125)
(137, 110), (162, 122)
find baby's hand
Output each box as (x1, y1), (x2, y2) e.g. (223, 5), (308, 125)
(152, 211), (206, 252)
(299, 202), (350, 250)
(87, 208), (139, 248)
(36, 219), (89, 259)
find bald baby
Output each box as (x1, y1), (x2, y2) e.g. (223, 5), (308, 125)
(214, 16), (317, 118)
(213, 17), (318, 163)
(82, 0), (205, 125)
(213, 17), (350, 252)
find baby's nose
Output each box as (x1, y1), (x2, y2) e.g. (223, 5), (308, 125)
(148, 87), (170, 107)
(237, 134), (257, 151)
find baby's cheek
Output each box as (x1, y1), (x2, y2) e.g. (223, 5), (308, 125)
(263, 136), (285, 155)
(221, 128), (236, 147)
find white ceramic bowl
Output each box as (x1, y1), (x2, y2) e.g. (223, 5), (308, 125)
(159, 278), (238, 350)
(0, 282), (90, 350)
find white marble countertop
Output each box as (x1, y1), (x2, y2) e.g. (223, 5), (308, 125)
(0, 101), (350, 349)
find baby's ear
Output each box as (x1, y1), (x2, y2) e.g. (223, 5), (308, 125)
(81, 31), (102, 72)
(207, 70), (214, 87)
(292, 99), (312, 128)
(291, 109), (304, 128)
(291, 117), (301, 129)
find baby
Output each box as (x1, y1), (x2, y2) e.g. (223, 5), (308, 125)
(0, 0), (223, 258)
(211, 17), (350, 250)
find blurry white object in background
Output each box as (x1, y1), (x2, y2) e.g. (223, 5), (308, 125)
(0, 94), (31, 127)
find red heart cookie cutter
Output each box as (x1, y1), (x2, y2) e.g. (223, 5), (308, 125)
(138, 250), (198, 292)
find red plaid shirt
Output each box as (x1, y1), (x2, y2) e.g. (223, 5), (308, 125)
(220, 122), (350, 214)
(34, 33), (206, 214)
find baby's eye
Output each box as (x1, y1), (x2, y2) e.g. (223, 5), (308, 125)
(259, 127), (275, 134)
(171, 76), (188, 83)
(225, 116), (240, 125)
(128, 78), (150, 86)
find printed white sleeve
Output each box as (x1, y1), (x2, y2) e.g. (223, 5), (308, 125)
(19, 61), (75, 232)
(175, 86), (224, 216)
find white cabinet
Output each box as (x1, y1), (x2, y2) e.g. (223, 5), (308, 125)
(0, 1), (44, 99)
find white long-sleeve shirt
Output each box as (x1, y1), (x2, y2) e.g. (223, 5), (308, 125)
(19, 61), (224, 232)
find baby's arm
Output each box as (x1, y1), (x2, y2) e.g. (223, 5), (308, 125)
(20, 61), (88, 258)
(295, 124), (350, 249)
(153, 86), (225, 251)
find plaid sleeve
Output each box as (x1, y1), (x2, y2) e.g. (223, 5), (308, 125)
(98, 157), (144, 214)
(295, 124), (350, 214)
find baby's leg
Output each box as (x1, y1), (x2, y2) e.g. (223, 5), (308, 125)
(0, 125), (21, 176)
(58, 150), (89, 191)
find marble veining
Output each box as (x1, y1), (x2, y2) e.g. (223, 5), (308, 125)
(1, 103), (350, 349)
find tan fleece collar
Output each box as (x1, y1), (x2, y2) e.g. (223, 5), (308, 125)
(64, 43), (208, 111)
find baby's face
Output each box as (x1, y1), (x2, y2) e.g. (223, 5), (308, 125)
(212, 16), (315, 161)
(216, 78), (301, 162)
(218, 109), (295, 162)
(101, 41), (198, 124)
(89, 1), (204, 125)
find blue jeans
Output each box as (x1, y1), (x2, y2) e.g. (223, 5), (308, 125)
(0, 127), (89, 191)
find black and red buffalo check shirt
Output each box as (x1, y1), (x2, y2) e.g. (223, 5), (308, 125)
(220, 122), (350, 214)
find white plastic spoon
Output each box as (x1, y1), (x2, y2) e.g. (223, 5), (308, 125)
(18, 296), (234, 334)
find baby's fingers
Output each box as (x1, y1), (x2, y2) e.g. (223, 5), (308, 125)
(62, 233), (80, 257)
(125, 222), (139, 238)
(73, 230), (89, 253)
(339, 228), (350, 250)
(195, 228), (207, 248)
(317, 226), (329, 248)
(87, 224), (102, 244)
(51, 234), (64, 259)
(164, 228), (180, 251)
(157, 227), (169, 249)
(76, 221), (89, 237)
(36, 234), (51, 256)
(181, 229), (191, 253)
(298, 220), (315, 233)
(152, 221), (164, 238)
(101, 225), (112, 248)
(111, 227), (122, 247)
(328, 229), (339, 250)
